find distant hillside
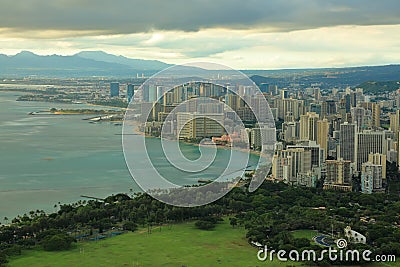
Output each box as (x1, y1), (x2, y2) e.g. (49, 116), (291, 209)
(355, 80), (400, 94)
(0, 51), (399, 81)
(75, 51), (170, 70)
(0, 51), (171, 77)
(249, 65), (400, 89)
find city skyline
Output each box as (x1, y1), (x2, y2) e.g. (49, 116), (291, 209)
(0, 1), (399, 69)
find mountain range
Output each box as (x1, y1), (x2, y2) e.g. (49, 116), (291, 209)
(0, 51), (171, 77)
(0, 51), (399, 88)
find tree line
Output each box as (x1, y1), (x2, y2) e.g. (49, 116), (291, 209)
(1, 172), (400, 266)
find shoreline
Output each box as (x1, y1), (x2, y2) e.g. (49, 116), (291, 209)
(128, 122), (261, 157)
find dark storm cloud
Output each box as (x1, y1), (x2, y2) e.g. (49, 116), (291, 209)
(0, 0), (399, 35)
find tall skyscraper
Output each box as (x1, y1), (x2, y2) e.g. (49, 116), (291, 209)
(276, 98), (305, 121)
(281, 90), (289, 100)
(148, 85), (157, 102)
(351, 107), (366, 130)
(317, 118), (329, 158)
(250, 125), (276, 152)
(371, 103), (381, 128)
(325, 100), (337, 116)
(300, 112), (319, 141)
(339, 122), (357, 163)
(127, 84), (134, 103)
(280, 148), (312, 184)
(110, 82), (120, 97)
(390, 110), (400, 137)
(398, 132), (400, 171)
(314, 88), (321, 101)
(361, 102), (381, 128)
(287, 141), (322, 168)
(283, 121), (299, 143)
(142, 84), (149, 102)
(356, 130), (386, 172)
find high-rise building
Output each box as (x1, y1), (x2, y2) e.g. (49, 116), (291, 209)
(355, 131), (387, 172)
(339, 122), (357, 163)
(310, 103), (322, 116)
(351, 107), (366, 130)
(280, 148), (312, 184)
(300, 112), (319, 141)
(110, 82), (120, 97)
(282, 121), (299, 143)
(398, 132), (400, 171)
(281, 90), (289, 100)
(250, 125), (276, 151)
(371, 103), (381, 128)
(163, 91), (174, 106)
(276, 98), (305, 121)
(141, 84), (149, 102)
(317, 118), (329, 158)
(314, 88), (321, 101)
(344, 94), (352, 112)
(176, 112), (224, 140)
(361, 102), (381, 128)
(325, 100), (337, 116)
(325, 159), (352, 189)
(287, 141), (322, 168)
(269, 85), (278, 95)
(368, 153), (386, 180)
(156, 86), (166, 100)
(361, 162), (384, 194)
(259, 83), (269, 93)
(127, 84), (134, 103)
(390, 110), (400, 137)
(148, 85), (157, 102)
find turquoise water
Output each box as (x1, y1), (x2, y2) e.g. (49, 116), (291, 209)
(0, 91), (258, 221)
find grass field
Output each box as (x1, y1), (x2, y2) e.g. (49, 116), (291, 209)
(9, 219), (300, 267)
(291, 230), (319, 240)
(8, 220), (398, 267)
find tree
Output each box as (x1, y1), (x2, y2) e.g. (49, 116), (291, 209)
(229, 217), (238, 228)
(122, 221), (138, 232)
(0, 252), (8, 266)
(195, 220), (215, 230)
(41, 234), (74, 251)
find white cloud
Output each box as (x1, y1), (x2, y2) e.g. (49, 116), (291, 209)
(0, 25), (399, 69)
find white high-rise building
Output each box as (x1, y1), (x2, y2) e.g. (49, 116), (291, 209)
(361, 162), (384, 194)
(176, 112), (224, 140)
(279, 148), (312, 184)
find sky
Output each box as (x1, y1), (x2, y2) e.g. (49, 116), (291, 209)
(0, 0), (399, 69)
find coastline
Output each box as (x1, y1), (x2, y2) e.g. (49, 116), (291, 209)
(128, 121), (261, 157)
